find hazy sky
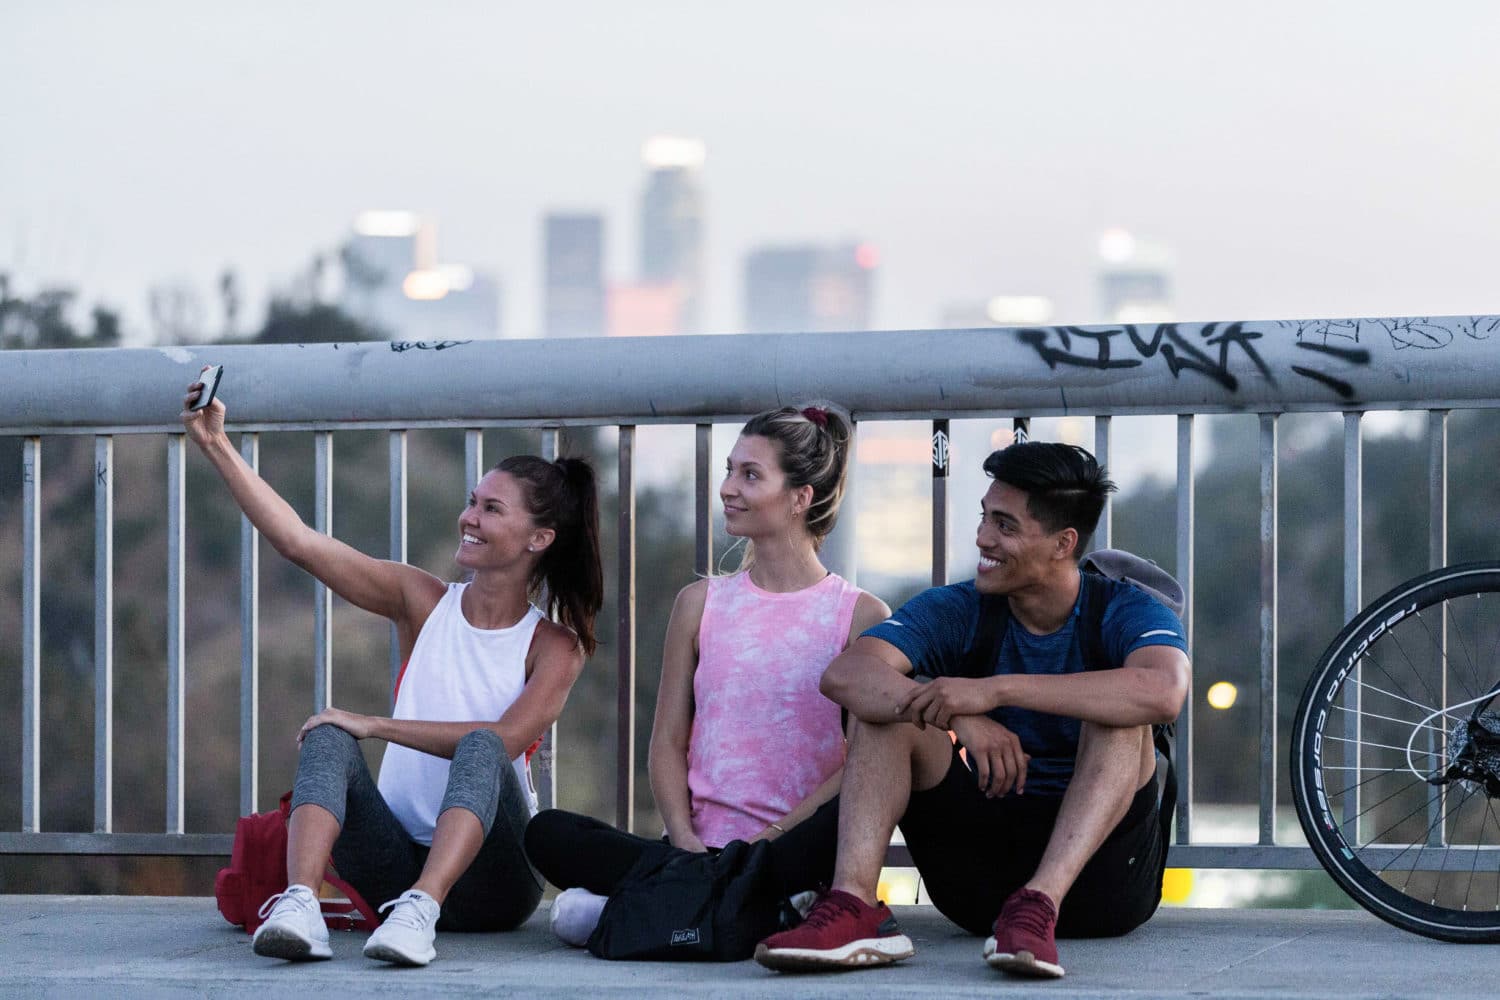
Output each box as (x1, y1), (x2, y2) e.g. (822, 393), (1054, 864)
(5, 1), (1499, 342)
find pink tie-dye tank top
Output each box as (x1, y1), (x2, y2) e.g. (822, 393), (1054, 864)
(686, 570), (862, 847)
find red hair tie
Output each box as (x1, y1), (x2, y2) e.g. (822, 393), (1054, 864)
(801, 406), (829, 428)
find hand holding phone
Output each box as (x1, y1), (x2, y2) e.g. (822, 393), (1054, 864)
(190, 365), (224, 411)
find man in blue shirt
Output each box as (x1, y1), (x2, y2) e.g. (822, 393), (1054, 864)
(756, 442), (1190, 980)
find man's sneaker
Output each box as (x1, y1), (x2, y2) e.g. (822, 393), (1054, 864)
(549, 887), (608, 947)
(362, 889), (441, 966)
(251, 884), (332, 961)
(983, 887), (1065, 979)
(754, 889), (914, 971)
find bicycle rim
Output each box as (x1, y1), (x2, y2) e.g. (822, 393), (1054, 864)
(1292, 562), (1500, 943)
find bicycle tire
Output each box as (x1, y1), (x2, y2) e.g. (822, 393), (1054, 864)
(1292, 561), (1500, 942)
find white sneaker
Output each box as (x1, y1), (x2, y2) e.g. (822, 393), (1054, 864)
(549, 887), (608, 947)
(363, 889), (441, 966)
(251, 884), (332, 961)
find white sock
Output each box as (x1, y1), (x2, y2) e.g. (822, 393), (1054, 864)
(550, 887), (608, 947)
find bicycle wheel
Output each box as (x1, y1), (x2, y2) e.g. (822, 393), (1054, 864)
(1292, 561), (1500, 942)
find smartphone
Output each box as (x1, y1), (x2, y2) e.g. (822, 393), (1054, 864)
(190, 365), (224, 411)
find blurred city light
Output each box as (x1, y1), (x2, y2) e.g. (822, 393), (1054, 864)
(401, 268), (450, 301)
(642, 135), (707, 169)
(986, 295), (1053, 325)
(1206, 681), (1238, 710)
(353, 210), (421, 238)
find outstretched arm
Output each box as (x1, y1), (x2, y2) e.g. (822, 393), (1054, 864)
(182, 375), (442, 637)
(647, 582), (711, 852)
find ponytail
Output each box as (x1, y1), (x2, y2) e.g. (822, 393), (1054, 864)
(496, 454), (604, 656)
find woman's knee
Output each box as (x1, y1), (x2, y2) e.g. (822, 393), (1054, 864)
(454, 727), (504, 763)
(300, 721), (359, 758)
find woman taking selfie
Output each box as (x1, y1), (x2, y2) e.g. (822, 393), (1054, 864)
(183, 370), (602, 967)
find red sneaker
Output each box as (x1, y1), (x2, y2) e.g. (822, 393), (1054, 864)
(754, 889), (914, 971)
(983, 887), (1064, 978)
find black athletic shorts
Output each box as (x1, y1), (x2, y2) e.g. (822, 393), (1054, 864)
(897, 743), (1166, 938)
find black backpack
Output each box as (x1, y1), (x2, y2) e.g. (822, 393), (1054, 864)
(964, 555), (1182, 851)
(585, 838), (800, 962)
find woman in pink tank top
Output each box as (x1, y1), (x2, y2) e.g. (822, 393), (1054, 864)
(526, 402), (890, 945)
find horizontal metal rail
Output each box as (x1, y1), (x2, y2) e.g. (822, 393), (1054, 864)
(4, 317), (1500, 434)
(4, 317), (1499, 877)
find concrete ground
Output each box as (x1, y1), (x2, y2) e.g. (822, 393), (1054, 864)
(0, 896), (1495, 999)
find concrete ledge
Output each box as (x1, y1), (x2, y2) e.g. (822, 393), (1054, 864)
(0, 896), (1495, 999)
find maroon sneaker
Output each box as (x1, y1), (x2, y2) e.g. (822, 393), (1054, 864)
(754, 889), (914, 971)
(983, 887), (1064, 978)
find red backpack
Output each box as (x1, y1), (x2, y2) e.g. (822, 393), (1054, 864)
(214, 792), (379, 934)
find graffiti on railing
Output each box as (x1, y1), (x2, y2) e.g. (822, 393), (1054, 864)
(1016, 323), (1277, 394)
(1016, 317), (1497, 401)
(390, 340), (472, 353)
(1282, 316), (1500, 352)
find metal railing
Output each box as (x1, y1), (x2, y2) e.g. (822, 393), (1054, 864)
(4, 316), (1499, 867)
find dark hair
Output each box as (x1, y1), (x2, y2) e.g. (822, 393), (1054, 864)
(495, 455), (604, 656)
(982, 441), (1117, 555)
(739, 401), (853, 548)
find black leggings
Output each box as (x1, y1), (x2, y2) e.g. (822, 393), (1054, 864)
(291, 723), (543, 932)
(525, 799), (841, 900)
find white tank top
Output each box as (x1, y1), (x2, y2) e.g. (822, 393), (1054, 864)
(377, 582), (541, 845)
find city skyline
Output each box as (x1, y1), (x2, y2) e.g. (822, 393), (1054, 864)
(6, 2), (1499, 344)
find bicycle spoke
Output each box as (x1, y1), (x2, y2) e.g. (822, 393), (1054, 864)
(1366, 640), (1443, 723)
(1344, 675), (1458, 726)
(1328, 700), (1450, 736)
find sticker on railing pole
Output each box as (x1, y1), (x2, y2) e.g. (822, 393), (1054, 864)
(931, 422), (949, 478)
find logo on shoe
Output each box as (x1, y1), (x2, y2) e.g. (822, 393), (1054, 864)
(671, 928), (701, 946)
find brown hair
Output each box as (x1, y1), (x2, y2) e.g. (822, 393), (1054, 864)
(736, 401), (853, 550)
(495, 455), (604, 656)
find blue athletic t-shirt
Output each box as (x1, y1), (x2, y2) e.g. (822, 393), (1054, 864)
(862, 576), (1188, 797)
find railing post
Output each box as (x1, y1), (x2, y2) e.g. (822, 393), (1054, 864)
(695, 424), (713, 577)
(1175, 415), (1194, 844)
(239, 433), (260, 816)
(389, 430), (408, 697)
(820, 419), (857, 584)
(94, 436), (114, 832)
(313, 431), (333, 712)
(1093, 416), (1112, 550)
(1427, 409), (1448, 846)
(465, 429), (484, 494)
(537, 428), (560, 813)
(1343, 412), (1363, 836)
(616, 426), (637, 832)
(1258, 414), (1279, 845)
(932, 418), (950, 586)
(166, 433), (185, 834)
(21, 437), (41, 833)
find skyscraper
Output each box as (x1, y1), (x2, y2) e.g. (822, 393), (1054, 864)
(638, 136), (706, 334)
(742, 243), (877, 333)
(1097, 228), (1173, 324)
(340, 211), (501, 340)
(543, 213), (605, 338)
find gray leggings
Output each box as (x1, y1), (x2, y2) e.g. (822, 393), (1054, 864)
(291, 724), (542, 932)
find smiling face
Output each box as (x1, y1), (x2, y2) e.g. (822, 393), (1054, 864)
(455, 469), (551, 571)
(973, 480), (1076, 596)
(720, 434), (813, 541)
